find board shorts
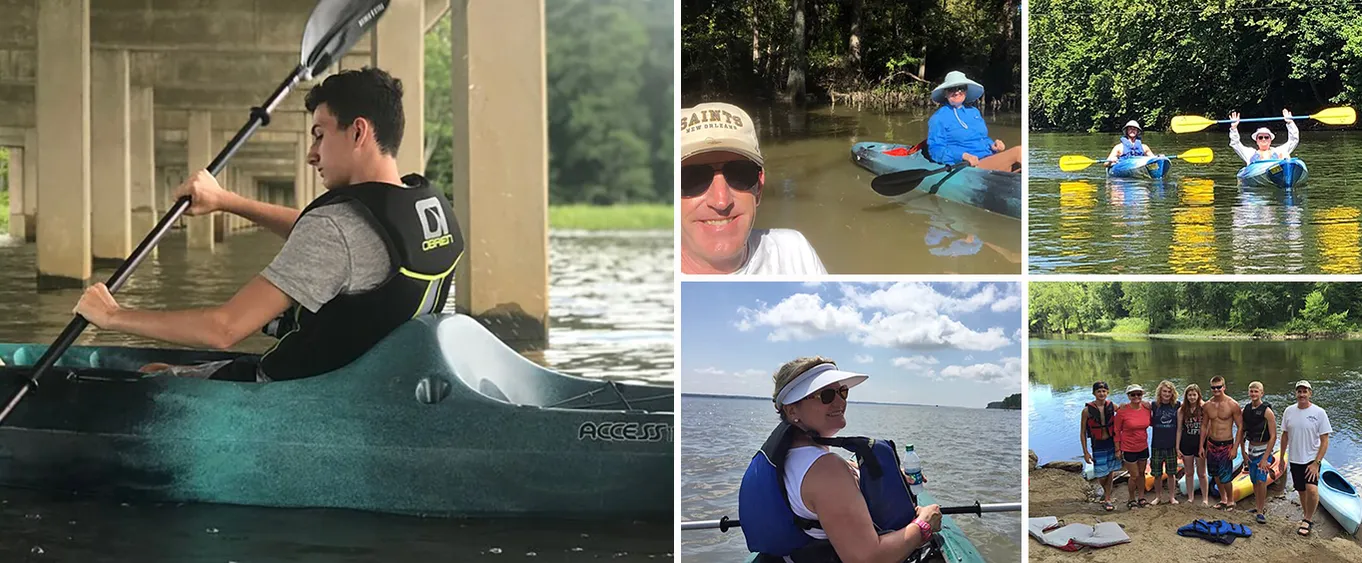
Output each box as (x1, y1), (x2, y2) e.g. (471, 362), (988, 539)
(1206, 439), (1235, 483)
(1246, 444), (1275, 484)
(1090, 443), (1119, 479)
(1150, 447), (1178, 477)
(1290, 462), (1320, 492)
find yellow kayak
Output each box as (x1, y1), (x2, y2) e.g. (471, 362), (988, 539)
(1220, 452), (1287, 502)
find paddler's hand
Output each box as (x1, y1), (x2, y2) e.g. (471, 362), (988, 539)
(174, 169), (232, 216)
(1230, 111), (1240, 128)
(961, 153), (980, 166)
(1283, 108), (1294, 122)
(991, 139), (1005, 152)
(915, 504), (942, 532)
(74, 283), (120, 328)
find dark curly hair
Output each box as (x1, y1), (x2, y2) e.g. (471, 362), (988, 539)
(304, 67), (404, 156)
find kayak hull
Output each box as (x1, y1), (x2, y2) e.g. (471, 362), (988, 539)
(1222, 451), (1287, 503)
(1108, 155), (1171, 179)
(1237, 158), (1308, 188)
(0, 314), (673, 518)
(1319, 458), (1362, 535)
(851, 142), (1022, 219)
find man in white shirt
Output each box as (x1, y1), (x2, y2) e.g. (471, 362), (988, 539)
(679, 102), (827, 275)
(1278, 380), (1331, 537)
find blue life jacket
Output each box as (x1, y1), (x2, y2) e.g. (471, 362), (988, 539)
(1119, 137), (1145, 158)
(1249, 150), (1283, 163)
(738, 422), (919, 560)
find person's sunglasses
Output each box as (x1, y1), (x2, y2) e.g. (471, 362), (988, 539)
(948, 86), (968, 94)
(1211, 385), (1224, 390)
(1129, 392), (1144, 397)
(816, 386), (850, 404)
(680, 161), (762, 198)
(1255, 136), (1271, 141)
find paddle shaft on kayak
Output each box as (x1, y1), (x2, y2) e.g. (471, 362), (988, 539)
(679, 502), (1022, 531)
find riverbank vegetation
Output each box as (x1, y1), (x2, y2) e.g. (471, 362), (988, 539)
(548, 204), (671, 230)
(681, 0), (1020, 110)
(1029, 0), (1362, 132)
(1031, 282), (1362, 338)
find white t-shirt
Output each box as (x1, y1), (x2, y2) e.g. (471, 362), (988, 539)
(1282, 402), (1332, 463)
(734, 229), (828, 275)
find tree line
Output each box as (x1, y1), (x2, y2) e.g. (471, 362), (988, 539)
(1031, 282), (1362, 336)
(1029, 0), (1362, 132)
(681, 0), (1020, 109)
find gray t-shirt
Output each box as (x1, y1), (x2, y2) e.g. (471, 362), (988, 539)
(262, 201), (394, 313)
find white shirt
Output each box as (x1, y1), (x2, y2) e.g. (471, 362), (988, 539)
(1229, 120), (1300, 165)
(734, 229), (828, 275)
(1282, 402), (1332, 463)
(784, 445), (852, 540)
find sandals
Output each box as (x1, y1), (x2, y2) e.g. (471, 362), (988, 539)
(1103, 500), (1115, 511)
(1256, 513), (1266, 524)
(1299, 519), (1313, 536)
(1138, 498), (1150, 507)
(1214, 501), (1230, 510)
(1127, 500), (1139, 510)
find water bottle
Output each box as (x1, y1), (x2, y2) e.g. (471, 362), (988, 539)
(902, 444), (926, 495)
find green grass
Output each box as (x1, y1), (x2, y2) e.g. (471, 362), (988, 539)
(1108, 317), (1149, 335)
(0, 191), (9, 234)
(549, 203), (671, 230)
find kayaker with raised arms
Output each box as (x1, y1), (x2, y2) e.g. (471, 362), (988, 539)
(925, 70), (1022, 172)
(1279, 380), (1332, 537)
(1103, 120), (1156, 165)
(1079, 380), (1119, 511)
(1237, 381), (1277, 524)
(72, 68), (463, 382)
(679, 102), (826, 275)
(1113, 384), (1151, 509)
(1202, 375), (1243, 510)
(738, 356), (943, 563)
(1229, 109), (1299, 164)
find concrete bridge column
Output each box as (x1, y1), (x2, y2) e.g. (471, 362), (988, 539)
(7, 147), (23, 239)
(130, 87), (156, 240)
(91, 49), (132, 265)
(36, 0), (92, 288)
(186, 111), (214, 250)
(22, 129), (37, 241)
(449, 0), (549, 349)
(376, 0), (424, 176)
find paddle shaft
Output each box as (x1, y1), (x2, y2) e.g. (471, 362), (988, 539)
(680, 502), (1023, 531)
(0, 68), (306, 425)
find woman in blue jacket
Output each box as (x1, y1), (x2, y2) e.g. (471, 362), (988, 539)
(926, 71), (1021, 172)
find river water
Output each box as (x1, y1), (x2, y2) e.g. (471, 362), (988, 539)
(680, 396), (1022, 563)
(740, 105), (1022, 274)
(0, 229), (673, 561)
(1029, 130), (1362, 274)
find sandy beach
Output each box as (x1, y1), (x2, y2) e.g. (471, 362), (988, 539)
(1028, 453), (1362, 562)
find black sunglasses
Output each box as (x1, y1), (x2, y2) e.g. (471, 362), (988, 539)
(1255, 136), (1271, 141)
(814, 386), (850, 404)
(681, 161), (762, 198)
(1211, 385), (1224, 390)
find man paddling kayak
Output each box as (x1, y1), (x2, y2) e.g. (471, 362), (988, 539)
(925, 71), (1022, 172)
(1279, 380), (1331, 537)
(73, 67), (463, 382)
(1103, 120), (1157, 165)
(1229, 109), (1299, 164)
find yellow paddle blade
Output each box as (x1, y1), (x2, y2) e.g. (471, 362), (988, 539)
(1313, 106), (1357, 125)
(1059, 154), (1097, 172)
(1171, 115), (1216, 133)
(1177, 147), (1214, 164)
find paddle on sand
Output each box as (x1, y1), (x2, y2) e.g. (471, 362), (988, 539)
(679, 501), (1023, 531)
(0, 0), (392, 424)
(1058, 147), (1214, 172)
(1171, 107), (1356, 134)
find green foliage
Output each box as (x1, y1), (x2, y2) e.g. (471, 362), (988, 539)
(548, 204), (672, 230)
(424, 0), (674, 205)
(1029, 0), (1362, 131)
(1002, 393), (1021, 408)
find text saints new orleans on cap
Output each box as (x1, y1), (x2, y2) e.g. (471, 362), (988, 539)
(679, 102), (764, 166)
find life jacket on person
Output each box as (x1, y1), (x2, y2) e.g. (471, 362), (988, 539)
(1085, 400), (1116, 443)
(1242, 401), (1272, 443)
(738, 421), (931, 563)
(1119, 137), (1145, 159)
(258, 173), (464, 380)
(1248, 151), (1284, 163)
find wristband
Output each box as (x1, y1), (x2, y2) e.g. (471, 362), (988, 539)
(914, 518), (933, 542)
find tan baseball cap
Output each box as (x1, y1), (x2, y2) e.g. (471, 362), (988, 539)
(679, 102), (763, 166)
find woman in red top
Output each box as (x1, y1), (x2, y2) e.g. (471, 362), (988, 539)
(1114, 383), (1152, 509)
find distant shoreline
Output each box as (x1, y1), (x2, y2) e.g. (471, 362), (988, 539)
(1032, 331), (1362, 341)
(681, 392), (1005, 409)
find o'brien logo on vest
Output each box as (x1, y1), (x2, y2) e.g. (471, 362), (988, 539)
(680, 108), (745, 135)
(415, 197), (453, 252)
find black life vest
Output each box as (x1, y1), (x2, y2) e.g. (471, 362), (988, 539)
(1243, 401), (1272, 443)
(258, 173), (463, 380)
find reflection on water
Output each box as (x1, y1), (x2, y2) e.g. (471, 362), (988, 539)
(742, 105), (1021, 274)
(1030, 131), (1362, 273)
(1030, 337), (1362, 483)
(681, 396), (1022, 563)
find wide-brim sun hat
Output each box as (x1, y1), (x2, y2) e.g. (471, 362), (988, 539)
(1125, 384), (1145, 394)
(1253, 127), (1275, 141)
(931, 71), (984, 105)
(1124, 120), (1142, 132)
(775, 363), (869, 406)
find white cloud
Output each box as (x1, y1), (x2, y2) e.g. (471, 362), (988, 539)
(854, 311), (1012, 351)
(991, 284), (1022, 312)
(854, 354), (874, 364)
(935, 357), (1022, 384)
(737, 293), (862, 342)
(691, 367), (768, 379)
(891, 355), (939, 371)
(801, 281), (823, 288)
(694, 367), (725, 376)
(1013, 328), (1024, 342)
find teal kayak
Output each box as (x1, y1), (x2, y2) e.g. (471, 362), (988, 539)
(0, 314), (673, 517)
(1237, 158), (1308, 188)
(1107, 155), (1170, 179)
(1319, 458), (1362, 535)
(851, 142), (1021, 219)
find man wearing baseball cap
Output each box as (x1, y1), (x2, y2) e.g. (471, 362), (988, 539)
(1229, 109), (1300, 164)
(1279, 380), (1332, 537)
(679, 102), (827, 275)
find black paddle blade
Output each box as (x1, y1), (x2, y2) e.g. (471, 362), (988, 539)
(300, 0), (392, 80)
(870, 166), (951, 197)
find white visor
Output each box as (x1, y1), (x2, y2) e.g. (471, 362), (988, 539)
(776, 363), (869, 406)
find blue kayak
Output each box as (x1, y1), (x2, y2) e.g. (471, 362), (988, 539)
(1237, 158), (1308, 188)
(851, 142), (1021, 219)
(1108, 155), (1170, 179)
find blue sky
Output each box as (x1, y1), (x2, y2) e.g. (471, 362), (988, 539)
(681, 281), (1023, 408)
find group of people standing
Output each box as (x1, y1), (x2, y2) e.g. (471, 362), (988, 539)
(1080, 378), (1333, 536)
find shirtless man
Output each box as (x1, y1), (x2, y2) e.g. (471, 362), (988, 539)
(1203, 375), (1243, 510)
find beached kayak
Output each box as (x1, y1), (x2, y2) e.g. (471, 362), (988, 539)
(851, 142), (1022, 219)
(1237, 158), (1308, 188)
(1218, 452), (1287, 503)
(1319, 458), (1362, 535)
(1108, 155), (1171, 179)
(0, 314), (673, 517)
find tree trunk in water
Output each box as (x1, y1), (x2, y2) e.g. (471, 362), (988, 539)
(751, 0), (760, 79)
(917, 43), (927, 82)
(784, 0), (806, 103)
(848, 0), (862, 77)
